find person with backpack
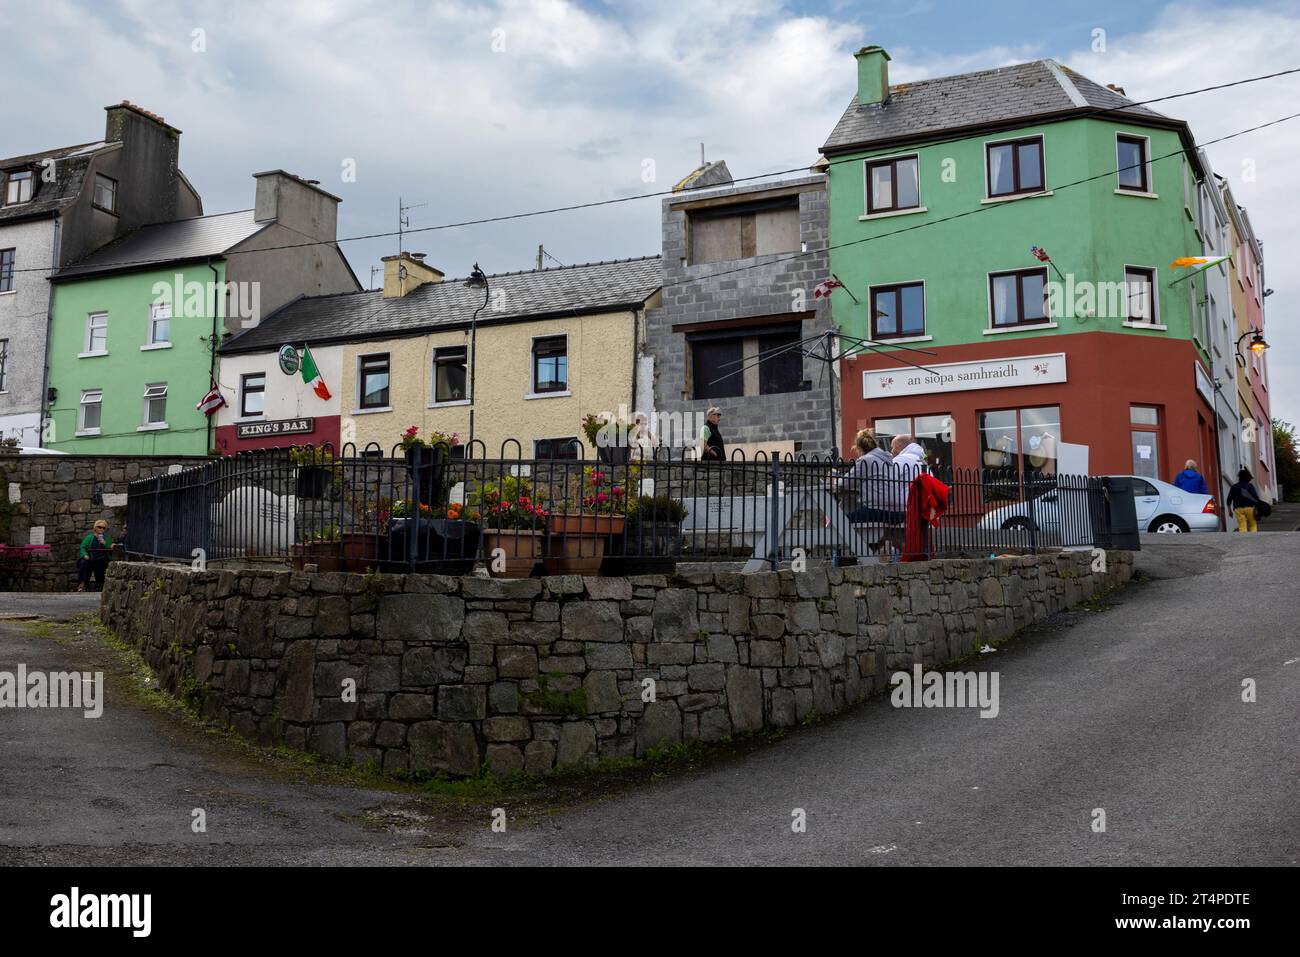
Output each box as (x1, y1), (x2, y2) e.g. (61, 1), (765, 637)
(1226, 468), (1264, 533)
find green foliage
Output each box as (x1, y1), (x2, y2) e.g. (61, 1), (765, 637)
(1272, 419), (1300, 501)
(468, 475), (548, 530)
(520, 673), (587, 716)
(626, 493), (687, 524)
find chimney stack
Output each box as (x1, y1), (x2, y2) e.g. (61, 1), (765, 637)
(103, 101), (182, 221)
(253, 170), (342, 240)
(381, 252), (443, 298)
(854, 46), (891, 107)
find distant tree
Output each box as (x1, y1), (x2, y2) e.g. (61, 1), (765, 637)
(1272, 419), (1300, 502)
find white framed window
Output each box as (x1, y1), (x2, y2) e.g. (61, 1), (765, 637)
(142, 382), (168, 427)
(148, 301), (171, 345)
(3, 169), (32, 205)
(93, 174), (117, 212)
(78, 390), (103, 435)
(84, 312), (108, 354)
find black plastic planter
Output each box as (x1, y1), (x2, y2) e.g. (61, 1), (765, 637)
(295, 466), (333, 499)
(405, 444), (451, 509)
(384, 518), (480, 574)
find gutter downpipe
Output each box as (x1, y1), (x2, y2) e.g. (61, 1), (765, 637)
(208, 258), (221, 455)
(38, 215), (62, 447)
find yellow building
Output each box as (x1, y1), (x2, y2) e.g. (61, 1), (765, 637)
(224, 252), (661, 457)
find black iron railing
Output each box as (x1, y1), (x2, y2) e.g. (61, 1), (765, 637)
(125, 442), (1129, 575)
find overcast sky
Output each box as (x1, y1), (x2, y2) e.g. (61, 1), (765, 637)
(3, 0), (1296, 421)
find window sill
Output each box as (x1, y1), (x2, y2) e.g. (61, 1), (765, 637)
(92, 205), (118, 217)
(859, 206), (927, 222)
(140, 342), (172, 351)
(981, 190), (1053, 205)
(78, 351), (109, 359)
(138, 423), (169, 432)
(429, 398), (470, 409)
(74, 430), (101, 438)
(1122, 321), (1168, 330)
(1115, 189), (1158, 199)
(871, 334), (933, 345)
(525, 390), (571, 400)
(0, 290), (15, 297)
(983, 322), (1058, 336)
(351, 406), (392, 415)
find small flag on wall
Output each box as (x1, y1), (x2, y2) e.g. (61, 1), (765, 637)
(1030, 245), (1051, 262)
(300, 345), (331, 401)
(813, 277), (844, 299)
(197, 385), (226, 416)
(1169, 255), (1232, 284)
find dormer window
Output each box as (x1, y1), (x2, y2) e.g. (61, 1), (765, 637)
(93, 174), (117, 213)
(3, 170), (33, 205)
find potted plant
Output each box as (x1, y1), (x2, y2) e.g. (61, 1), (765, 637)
(610, 493), (688, 573)
(289, 445), (340, 499)
(0, 436), (20, 456)
(468, 476), (547, 579)
(400, 426), (461, 508)
(291, 525), (342, 572)
(337, 490), (389, 572)
(581, 412), (631, 465)
(544, 465), (631, 574)
(384, 499), (482, 574)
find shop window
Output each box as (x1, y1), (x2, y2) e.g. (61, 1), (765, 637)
(979, 406), (1060, 501)
(873, 413), (954, 476)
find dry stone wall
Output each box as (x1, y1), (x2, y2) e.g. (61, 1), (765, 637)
(101, 552), (1132, 776)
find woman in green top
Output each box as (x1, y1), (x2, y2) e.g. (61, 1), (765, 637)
(77, 520), (114, 592)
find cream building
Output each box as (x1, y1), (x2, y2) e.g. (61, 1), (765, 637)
(221, 252), (662, 457)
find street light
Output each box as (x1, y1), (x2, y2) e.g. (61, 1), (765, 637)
(1234, 329), (1269, 367)
(464, 264), (489, 452)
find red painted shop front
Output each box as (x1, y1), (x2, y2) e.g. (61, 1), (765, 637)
(213, 414), (341, 455)
(840, 331), (1220, 497)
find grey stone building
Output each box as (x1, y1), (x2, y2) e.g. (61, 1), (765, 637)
(0, 102), (203, 445)
(642, 164), (838, 458)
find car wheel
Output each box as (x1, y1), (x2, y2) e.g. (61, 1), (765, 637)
(1001, 518), (1037, 532)
(1149, 515), (1189, 534)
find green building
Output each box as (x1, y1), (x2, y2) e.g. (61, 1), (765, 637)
(823, 48), (1240, 503)
(46, 172), (360, 453)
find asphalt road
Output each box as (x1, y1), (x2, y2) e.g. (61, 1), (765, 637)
(1, 531), (1296, 866)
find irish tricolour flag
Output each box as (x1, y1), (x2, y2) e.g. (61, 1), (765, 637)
(301, 345), (331, 401)
(1171, 255), (1231, 272)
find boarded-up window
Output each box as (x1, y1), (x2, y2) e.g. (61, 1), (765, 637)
(687, 197), (800, 265)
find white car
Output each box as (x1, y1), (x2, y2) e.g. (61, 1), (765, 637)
(978, 475), (1219, 535)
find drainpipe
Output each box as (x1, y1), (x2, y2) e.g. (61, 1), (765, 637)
(208, 258), (220, 455)
(38, 215), (63, 448)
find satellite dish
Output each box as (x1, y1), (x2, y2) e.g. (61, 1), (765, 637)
(212, 485), (296, 554)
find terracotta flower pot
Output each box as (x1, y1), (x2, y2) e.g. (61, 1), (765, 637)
(481, 529), (543, 579)
(546, 512), (626, 537)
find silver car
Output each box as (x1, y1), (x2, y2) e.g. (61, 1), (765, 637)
(979, 475), (1219, 534)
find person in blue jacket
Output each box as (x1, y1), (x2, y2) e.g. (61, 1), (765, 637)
(1172, 459), (1210, 494)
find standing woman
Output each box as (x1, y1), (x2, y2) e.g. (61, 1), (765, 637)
(1226, 469), (1262, 533)
(76, 520), (114, 592)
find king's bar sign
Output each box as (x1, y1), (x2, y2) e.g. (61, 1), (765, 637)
(863, 353), (1067, 399)
(235, 417), (315, 439)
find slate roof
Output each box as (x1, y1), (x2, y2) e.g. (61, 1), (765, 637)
(822, 59), (1177, 155)
(223, 256), (664, 354)
(53, 209), (272, 279)
(0, 141), (117, 225)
